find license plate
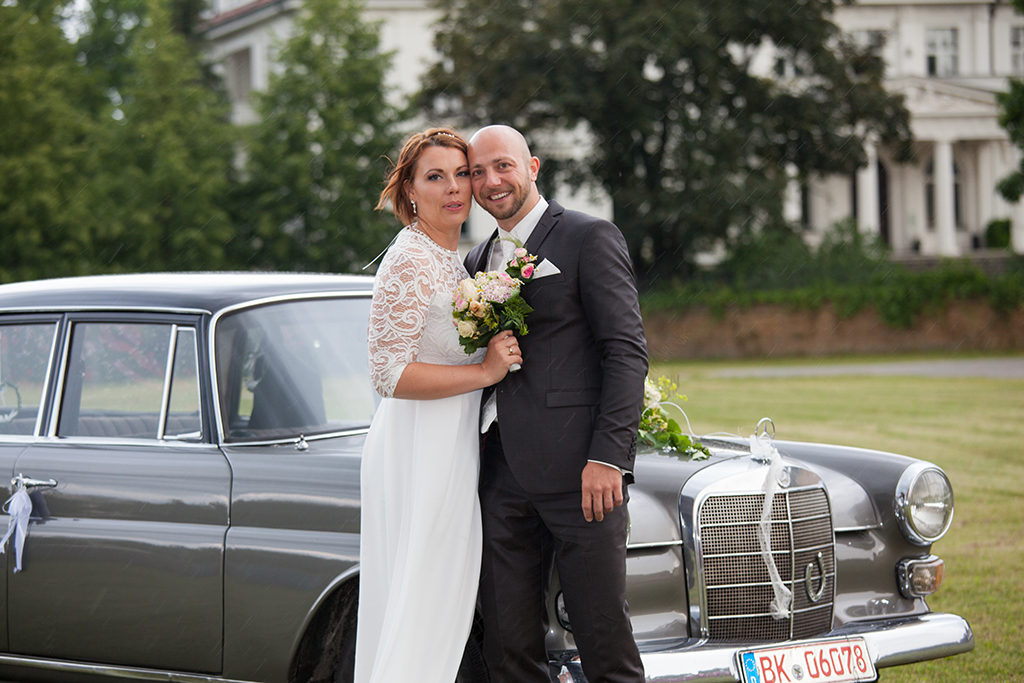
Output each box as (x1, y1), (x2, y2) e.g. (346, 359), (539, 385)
(739, 637), (876, 683)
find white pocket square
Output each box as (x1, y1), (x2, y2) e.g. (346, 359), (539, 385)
(533, 258), (561, 278)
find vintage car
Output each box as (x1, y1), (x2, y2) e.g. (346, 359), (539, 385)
(0, 272), (971, 683)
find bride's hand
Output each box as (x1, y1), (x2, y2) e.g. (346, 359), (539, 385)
(482, 331), (522, 382)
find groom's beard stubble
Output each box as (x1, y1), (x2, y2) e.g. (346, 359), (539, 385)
(477, 180), (530, 221)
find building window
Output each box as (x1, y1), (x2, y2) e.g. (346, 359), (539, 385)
(924, 158), (961, 230)
(926, 29), (958, 77)
(1012, 27), (1024, 75)
(225, 48), (252, 103)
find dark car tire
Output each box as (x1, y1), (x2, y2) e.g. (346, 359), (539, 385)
(332, 627), (356, 683)
(290, 581), (358, 683)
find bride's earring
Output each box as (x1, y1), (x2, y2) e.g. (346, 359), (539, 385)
(410, 199), (417, 215)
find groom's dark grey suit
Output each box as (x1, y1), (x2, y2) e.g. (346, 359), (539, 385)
(465, 199), (648, 683)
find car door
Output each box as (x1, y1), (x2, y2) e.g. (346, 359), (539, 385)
(0, 316), (63, 652)
(6, 314), (231, 674)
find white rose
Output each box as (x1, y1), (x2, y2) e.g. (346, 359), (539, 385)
(457, 320), (478, 337)
(459, 279), (478, 302)
(643, 377), (662, 410)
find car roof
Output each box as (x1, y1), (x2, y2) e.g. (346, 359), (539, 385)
(0, 272), (375, 315)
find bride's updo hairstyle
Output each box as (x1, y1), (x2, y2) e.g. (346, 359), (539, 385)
(377, 127), (469, 227)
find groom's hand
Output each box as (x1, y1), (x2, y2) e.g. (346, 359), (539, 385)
(581, 462), (624, 522)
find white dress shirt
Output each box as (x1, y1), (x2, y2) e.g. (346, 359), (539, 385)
(487, 197), (549, 271)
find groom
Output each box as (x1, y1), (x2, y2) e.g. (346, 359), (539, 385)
(465, 125), (648, 683)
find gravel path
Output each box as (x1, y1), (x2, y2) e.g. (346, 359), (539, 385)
(708, 357), (1024, 379)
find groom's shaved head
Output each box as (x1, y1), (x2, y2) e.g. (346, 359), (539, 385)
(469, 125), (532, 165)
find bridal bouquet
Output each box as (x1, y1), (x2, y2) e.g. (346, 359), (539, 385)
(452, 245), (537, 357)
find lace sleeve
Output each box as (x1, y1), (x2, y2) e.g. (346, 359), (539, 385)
(367, 237), (438, 398)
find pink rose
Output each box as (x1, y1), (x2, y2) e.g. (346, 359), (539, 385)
(514, 247), (527, 259)
(521, 263), (535, 279)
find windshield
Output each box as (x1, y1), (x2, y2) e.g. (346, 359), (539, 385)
(215, 296), (376, 442)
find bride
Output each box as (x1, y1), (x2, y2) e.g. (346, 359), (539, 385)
(354, 127), (521, 683)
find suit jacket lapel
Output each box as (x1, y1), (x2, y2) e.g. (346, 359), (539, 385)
(525, 200), (562, 255)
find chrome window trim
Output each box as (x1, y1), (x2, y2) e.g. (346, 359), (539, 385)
(46, 321), (74, 438)
(29, 434), (219, 450)
(208, 291), (373, 445)
(0, 435), (37, 445)
(0, 305), (210, 315)
(33, 322), (61, 437)
(47, 320), (204, 444)
(156, 324), (178, 439)
(220, 427), (371, 448)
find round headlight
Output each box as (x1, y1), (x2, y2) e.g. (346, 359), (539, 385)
(895, 463), (954, 545)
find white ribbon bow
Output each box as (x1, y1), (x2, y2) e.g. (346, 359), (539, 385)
(0, 488), (32, 573)
(749, 433), (793, 621)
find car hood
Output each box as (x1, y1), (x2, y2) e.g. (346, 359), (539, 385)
(629, 437), (881, 546)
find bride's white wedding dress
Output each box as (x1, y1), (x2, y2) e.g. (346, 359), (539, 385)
(355, 227), (484, 683)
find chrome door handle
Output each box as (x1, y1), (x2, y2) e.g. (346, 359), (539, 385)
(11, 474), (57, 491)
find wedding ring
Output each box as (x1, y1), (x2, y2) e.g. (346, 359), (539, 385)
(508, 346), (513, 355)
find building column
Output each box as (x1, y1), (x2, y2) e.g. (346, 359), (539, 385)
(856, 140), (879, 235)
(783, 164), (802, 225)
(976, 141), (994, 235)
(934, 139), (960, 256)
(1013, 201), (1024, 253)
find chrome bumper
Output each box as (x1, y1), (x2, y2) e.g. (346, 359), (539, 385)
(550, 612), (974, 683)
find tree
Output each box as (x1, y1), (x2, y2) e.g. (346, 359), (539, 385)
(84, 0), (239, 272)
(235, 0), (400, 273)
(997, 0), (1024, 212)
(998, 85), (1024, 201)
(75, 0), (217, 88)
(420, 0), (912, 283)
(2, 0), (238, 281)
(0, 0), (103, 282)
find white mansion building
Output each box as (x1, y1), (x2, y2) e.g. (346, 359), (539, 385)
(203, 0), (1024, 256)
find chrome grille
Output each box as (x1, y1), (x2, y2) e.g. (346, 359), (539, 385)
(698, 487), (835, 641)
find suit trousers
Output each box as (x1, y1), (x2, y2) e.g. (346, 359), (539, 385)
(478, 425), (645, 683)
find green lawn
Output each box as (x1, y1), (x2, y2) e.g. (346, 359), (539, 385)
(649, 356), (1024, 682)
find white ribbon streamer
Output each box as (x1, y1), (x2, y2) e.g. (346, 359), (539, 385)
(0, 488), (32, 572)
(749, 433), (793, 620)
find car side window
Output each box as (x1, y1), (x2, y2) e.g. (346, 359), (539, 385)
(216, 297), (375, 442)
(165, 327), (202, 441)
(0, 322), (58, 436)
(57, 322), (201, 441)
